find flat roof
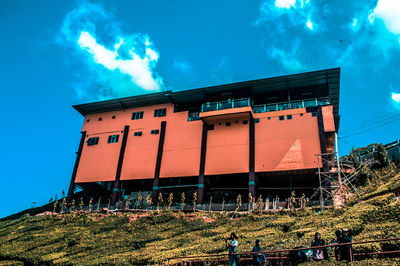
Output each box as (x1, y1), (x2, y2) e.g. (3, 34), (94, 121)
(73, 68), (340, 124)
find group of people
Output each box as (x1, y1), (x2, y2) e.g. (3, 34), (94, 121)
(225, 228), (353, 265)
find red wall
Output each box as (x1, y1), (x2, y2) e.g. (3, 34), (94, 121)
(254, 109), (321, 172)
(205, 119), (250, 175)
(75, 103), (336, 183)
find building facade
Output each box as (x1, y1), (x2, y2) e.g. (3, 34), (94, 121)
(67, 68), (340, 205)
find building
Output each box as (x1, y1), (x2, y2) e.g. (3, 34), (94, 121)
(67, 68), (340, 206)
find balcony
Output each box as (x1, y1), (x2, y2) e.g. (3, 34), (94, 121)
(253, 97), (330, 114)
(187, 97), (331, 122)
(201, 98), (251, 112)
(199, 98), (253, 124)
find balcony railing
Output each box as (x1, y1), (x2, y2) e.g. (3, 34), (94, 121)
(189, 97), (330, 121)
(201, 98), (251, 112)
(253, 97), (330, 114)
(188, 112), (200, 121)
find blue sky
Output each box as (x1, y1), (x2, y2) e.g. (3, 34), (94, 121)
(1, 0), (400, 218)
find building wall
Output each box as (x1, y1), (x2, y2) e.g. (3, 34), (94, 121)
(75, 103), (336, 183)
(159, 111), (202, 178)
(254, 109), (321, 172)
(205, 119), (250, 175)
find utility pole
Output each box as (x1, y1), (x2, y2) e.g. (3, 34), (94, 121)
(335, 132), (342, 186)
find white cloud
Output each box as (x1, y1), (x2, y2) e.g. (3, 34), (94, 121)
(173, 59), (192, 74)
(275, 0), (296, 9)
(306, 18), (314, 30)
(59, 2), (164, 100)
(369, 0), (400, 35)
(270, 40), (306, 73)
(392, 92), (400, 103)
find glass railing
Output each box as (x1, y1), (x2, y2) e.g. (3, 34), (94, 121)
(190, 97), (330, 120)
(253, 97), (330, 114)
(201, 98), (251, 112)
(188, 112), (200, 121)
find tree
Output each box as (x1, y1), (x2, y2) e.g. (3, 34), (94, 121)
(146, 194), (153, 209)
(192, 192), (197, 212)
(180, 192), (186, 211)
(137, 191), (143, 209)
(167, 193), (173, 210)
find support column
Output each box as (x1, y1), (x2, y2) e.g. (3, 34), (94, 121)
(317, 108), (331, 189)
(197, 123), (208, 204)
(111, 125), (130, 206)
(67, 131), (86, 202)
(249, 117), (256, 198)
(152, 121), (167, 204)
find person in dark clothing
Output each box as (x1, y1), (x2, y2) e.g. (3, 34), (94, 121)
(226, 232), (239, 266)
(333, 229), (342, 261)
(340, 228), (353, 262)
(252, 239), (266, 265)
(310, 232), (328, 261)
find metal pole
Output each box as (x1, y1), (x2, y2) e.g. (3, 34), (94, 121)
(317, 156), (324, 212)
(335, 132), (342, 186)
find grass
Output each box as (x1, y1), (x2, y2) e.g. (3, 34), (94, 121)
(0, 165), (399, 265)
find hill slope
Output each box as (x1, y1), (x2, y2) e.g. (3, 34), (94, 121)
(1, 165), (400, 265)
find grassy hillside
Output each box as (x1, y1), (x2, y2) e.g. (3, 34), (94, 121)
(1, 165), (400, 265)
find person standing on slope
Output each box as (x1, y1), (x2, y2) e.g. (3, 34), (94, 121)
(226, 232), (239, 265)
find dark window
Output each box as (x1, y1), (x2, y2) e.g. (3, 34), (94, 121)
(226, 122), (231, 126)
(218, 122), (222, 125)
(287, 115), (292, 120)
(235, 121), (239, 123)
(279, 116), (284, 121)
(112, 115), (116, 119)
(98, 117), (102, 121)
(243, 120), (248, 124)
(208, 124), (214, 130)
(151, 129), (160, 134)
(107, 135), (119, 143)
(154, 108), (166, 117)
(268, 117), (271, 120)
(87, 137), (99, 146)
(134, 131), (142, 136)
(86, 119), (90, 122)
(132, 111), (144, 120)
(254, 118), (260, 123)
(312, 112), (317, 117)
(300, 113), (303, 117)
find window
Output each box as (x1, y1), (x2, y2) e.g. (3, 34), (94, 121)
(268, 117), (271, 120)
(286, 115), (292, 120)
(226, 122), (231, 126)
(87, 137), (99, 146)
(98, 117), (102, 121)
(154, 108), (166, 117)
(243, 120), (248, 124)
(254, 118), (260, 123)
(300, 113), (303, 117)
(151, 129), (160, 134)
(134, 131), (142, 136)
(279, 116), (284, 121)
(107, 135), (119, 143)
(132, 111), (144, 120)
(208, 124), (214, 130)
(312, 112), (317, 117)
(86, 119), (90, 122)
(112, 115), (116, 119)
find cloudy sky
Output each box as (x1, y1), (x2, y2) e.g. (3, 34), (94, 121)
(1, 0), (400, 217)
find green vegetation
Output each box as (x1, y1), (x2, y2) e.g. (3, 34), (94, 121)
(1, 165), (400, 265)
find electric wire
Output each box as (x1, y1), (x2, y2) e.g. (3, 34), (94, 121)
(340, 115), (400, 138)
(340, 111), (400, 134)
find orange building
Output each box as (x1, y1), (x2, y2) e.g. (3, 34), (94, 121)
(67, 68), (340, 205)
